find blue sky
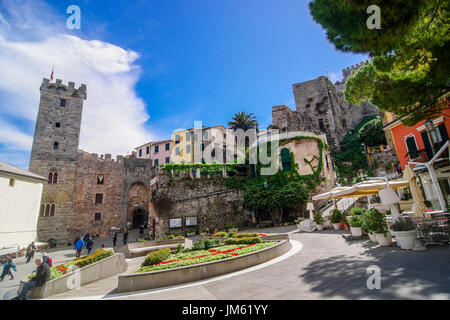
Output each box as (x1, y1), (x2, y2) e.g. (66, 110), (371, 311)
(0, 0), (366, 169)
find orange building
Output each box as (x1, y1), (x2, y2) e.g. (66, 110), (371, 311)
(383, 108), (450, 170)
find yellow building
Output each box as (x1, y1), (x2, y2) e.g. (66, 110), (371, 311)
(171, 125), (235, 164)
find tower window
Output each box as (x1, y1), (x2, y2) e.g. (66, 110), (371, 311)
(40, 204), (45, 217)
(95, 213), (101, 221)
(45, 204), (50, 217)
(95, 193), (103, 204)
(53, 141), (59, 150)
(48, 171), (58, 184)
(9, 178), (15, 187)
(60, 99), (66, 107)
(97, 174), (104, 185)
(318, 119), (325, 131)
(55, 122), (60, 128)
(50, 204), (55, 216)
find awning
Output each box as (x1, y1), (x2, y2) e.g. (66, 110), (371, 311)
(312, 179), (410, 200)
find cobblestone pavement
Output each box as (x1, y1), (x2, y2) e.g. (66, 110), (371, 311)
(36, 228), (450, 300)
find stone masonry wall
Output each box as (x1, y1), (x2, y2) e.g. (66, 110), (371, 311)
(152, 172), (249, 235)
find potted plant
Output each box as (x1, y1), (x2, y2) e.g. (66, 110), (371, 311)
(347, 214), (362, 237)
(391, 217), (417, 250)
(361, 210), (377, 242)
(330, 209), (342, 230)
(313, 211), (324, 231)
(366, 208), (391, 246)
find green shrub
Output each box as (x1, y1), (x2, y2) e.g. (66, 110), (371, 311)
(192, 239), (206, 250)
(142, 248), (171, 266)
(203, 239), (212, 250)
(224, 237), (262, 245)
(346, 214), (362, 228)
(330, 209), (342, 223)
(211, 232), (228, 238)
(313, 211), (324, 225)
(361, 208), (388, 234)
(349, 207), (365, 216)
(392, 217), (416, 231)
(233, 232), (260, 238)
(177, 243), (183, 253)
(213, 239), (221, 246)
(74, 249), (114, 268)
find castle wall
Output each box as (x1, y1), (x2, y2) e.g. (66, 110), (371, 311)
(152, 173), (249, 235)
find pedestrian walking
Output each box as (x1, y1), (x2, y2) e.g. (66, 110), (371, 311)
(42, 252), (52, 267)
(74, 237), (85, 258)
(0, 254), (16, 281)
(83, 233), (90, 242)
(86, 237), (94, 255)
(12, 258), (50, 300)
(112, 232), (118, 247)
(25, 242), (36, 263)
(123, 229), (129, 245)
(139, 224), (144, 235)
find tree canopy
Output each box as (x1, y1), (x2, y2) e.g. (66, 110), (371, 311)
(228, 111), (259, 131)
(309, 0), (450, 125)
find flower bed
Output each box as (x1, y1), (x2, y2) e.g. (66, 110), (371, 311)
(138, 242), (277, 272)
(29, 249), (113, 280)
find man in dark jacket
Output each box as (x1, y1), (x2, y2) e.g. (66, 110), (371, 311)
(13, 258), (50, 300)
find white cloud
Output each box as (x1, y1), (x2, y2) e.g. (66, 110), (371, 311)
(328, 72), (342, 83)
(0, 0), (153, 165)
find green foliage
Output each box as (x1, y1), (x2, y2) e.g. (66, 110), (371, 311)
(228, 111), (259, 131)
(313, 211), (324, 225)
(358, 117), (387, 147)
(330, 209), (343, 223)
(332, 116), (380, 180)
(346, 214), (362, 228)
(350, 207), (365, 216)
(142, 248), (171, 267)
(224, 237), (262, 245)
(74, 249), (114, 268)
(232, 232), (261, 238)
(361, 208), (388, 234)
(392, 217), (416, 231)
(161, 162), (240, 174)
(309, 0), (450, 125)
(211, 232), (228, 238)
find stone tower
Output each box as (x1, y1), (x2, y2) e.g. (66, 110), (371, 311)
(29, 78), (86, 243)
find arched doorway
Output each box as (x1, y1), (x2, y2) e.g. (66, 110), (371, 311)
(132, 207), (147, 228)
(127, 182), (150, 229)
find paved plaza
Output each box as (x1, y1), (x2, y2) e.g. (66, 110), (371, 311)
(3, 226), (449, 300)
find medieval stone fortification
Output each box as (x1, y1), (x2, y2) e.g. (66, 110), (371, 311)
(271, 63), (379, 150)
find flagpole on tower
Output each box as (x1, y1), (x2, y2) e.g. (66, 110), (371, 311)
(50, 65), (54, 82)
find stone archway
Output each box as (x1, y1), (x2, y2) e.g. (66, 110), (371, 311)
(127, 182), (149, 229)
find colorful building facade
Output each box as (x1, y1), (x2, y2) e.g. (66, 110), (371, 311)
(135, 140), (173, 167)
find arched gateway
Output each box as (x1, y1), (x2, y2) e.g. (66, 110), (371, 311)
(127, 182), (150, 229)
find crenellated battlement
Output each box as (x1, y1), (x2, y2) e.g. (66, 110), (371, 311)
(40, 78), (87, 100)
(341, 61), (366, 79)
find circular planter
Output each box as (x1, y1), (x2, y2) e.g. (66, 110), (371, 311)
(350, 227), (362, 237)
(393, 229), (417, 250)
(316, 224), (324, 231)
(375, 233), (392, 246)
(368, 233), (377, 243)
(333, 223), (341, 231)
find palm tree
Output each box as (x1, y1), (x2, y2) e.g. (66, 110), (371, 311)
(227, 111), (258, 131)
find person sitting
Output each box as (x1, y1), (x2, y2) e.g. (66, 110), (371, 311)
(12, 258), (50, 300)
